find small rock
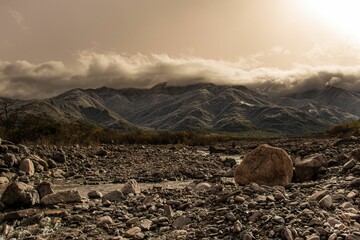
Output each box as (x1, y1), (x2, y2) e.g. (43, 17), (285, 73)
(319, 195), (332, 209)
(233, 220), (242, 233)
(53, 152), (66, 163)
(102, 190), (124, 202)
(36, 182), (54, 199)
(349, 178), (360, 188)
(295, 153), (327, 182)
(194, 182), (211, 191)
(4, 153), (17, 167)
(97, 216), (113, 226)
(19, 159), (35, 176)
(0, 176), (9, 185)
(139, 219), (152, 230)
(343, 159), (357, 171)
(88, 190), (103, 199)
(172, 216), (191, 229)
(41, 190), (82, 205)
(125, 226), (142, 238)
(122, 179), (141, 195)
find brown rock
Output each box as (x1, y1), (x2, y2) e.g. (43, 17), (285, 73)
(295, 154), (327, 182)
(19, 159), (35, 176)
(102, 190), (124, 202)
(234, 144), (293, 186)
(1, 182), (40, 208)
(4, 153), (17, 167)
(36, 182), (54, 199)
(41, 190), (82, 205)
(122, 179), (141, 195)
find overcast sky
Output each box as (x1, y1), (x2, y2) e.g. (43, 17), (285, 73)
(1, 0), (360, 98)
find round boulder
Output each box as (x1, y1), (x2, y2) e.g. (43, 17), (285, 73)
(234, 144), (293, 186)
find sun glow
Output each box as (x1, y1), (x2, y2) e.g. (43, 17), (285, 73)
(299, 0), (360, 40)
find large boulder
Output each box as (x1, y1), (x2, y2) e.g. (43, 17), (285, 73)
(1, 182), (40, 208)
(40, 190), (82, 206)
(234, 144), (293, 186)
(295, 153), (327, 182)
(19, 159), (35, 176)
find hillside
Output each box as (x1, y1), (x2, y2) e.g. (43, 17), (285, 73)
(1, 83), (359, 136)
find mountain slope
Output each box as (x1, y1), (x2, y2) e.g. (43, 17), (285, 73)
(1, 83), (359, 136)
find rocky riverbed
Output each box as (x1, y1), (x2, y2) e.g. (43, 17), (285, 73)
(0, 137), (359, 239)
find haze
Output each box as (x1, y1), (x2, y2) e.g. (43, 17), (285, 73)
(1, 0), (360, 99)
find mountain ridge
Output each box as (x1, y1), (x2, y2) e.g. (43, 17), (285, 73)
(1, 83), (359, 136)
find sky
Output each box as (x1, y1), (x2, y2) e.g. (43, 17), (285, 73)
(1, 0), (360, 99)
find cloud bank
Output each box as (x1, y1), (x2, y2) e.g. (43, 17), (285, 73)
(1, 52), (360, 99)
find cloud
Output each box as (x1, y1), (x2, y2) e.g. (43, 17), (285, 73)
(9, 9), (27, 30)
(270, 46), (290, 55)
(1, 52), (360, 99)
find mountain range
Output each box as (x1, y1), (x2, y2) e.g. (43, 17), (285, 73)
(2, 83), (360, 136)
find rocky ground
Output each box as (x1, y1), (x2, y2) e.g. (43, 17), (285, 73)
(0, 137), (359, 239)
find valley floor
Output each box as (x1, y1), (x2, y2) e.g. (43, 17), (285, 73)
(0, 137), (359, 239)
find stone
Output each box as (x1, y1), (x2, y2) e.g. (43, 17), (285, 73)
(139, 219), (152, 230)
(319, 195), (332, 209)
(4, 153), (17, 167)
(234, 144), (293, 186)
(125, 227), (142, 238)
(283, 227), (293, 240)
(295, 153), (327, 182)
(194, 182), (211, 191)
(121, 179), (141, 195)
(41, 190), (82, 205)
(233, 220), (242, 233)
(343, 159), (356, 171)
(172, 216), (191, 229)
(0, 177), (9, 184)
(19, 159), (35, 176)
(47, 159), (57, 168)
(88, 190), (103, 199)
(309, 190), (329, 202)
(97, 216), (113, 226)
(96, 149), (108, 157)
(102, 190), (124, 202)
(53, 152), (66, 163)
(164, 204), (175, 218)
(351, 148), (360, 161)
(1, 182), (40, 208)
(36, 182), (54, 199)
(349, 178), (360, 188)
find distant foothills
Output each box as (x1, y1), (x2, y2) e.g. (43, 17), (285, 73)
(0, 83), (359, 141)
